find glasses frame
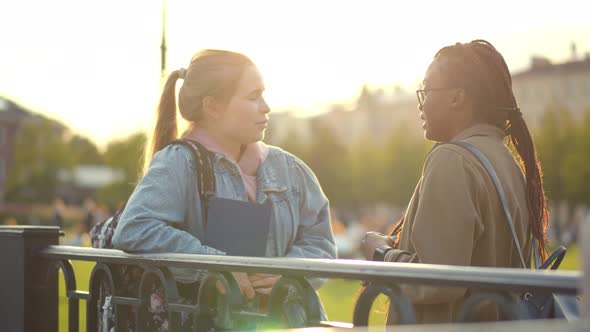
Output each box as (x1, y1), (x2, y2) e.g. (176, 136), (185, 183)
(416, 87), (461, 109)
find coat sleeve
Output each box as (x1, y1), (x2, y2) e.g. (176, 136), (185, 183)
(283, 157), (337, 290)
(384, 146), (485, 304)
(285, 157), (337, 261)
(112, 145), (225, 256)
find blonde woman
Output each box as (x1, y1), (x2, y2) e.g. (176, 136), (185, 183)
(112, 50), (336, 329)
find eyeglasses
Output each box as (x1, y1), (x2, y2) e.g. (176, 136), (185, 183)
(416, 88), (460, 109)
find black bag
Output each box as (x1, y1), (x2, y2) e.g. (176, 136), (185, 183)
(520, 246), (571, 319)
(448, 141), (580, 320)
(90, 138), (215, 248)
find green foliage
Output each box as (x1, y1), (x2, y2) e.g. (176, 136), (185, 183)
(563, 110), (590, 205)
(95, 133), (147, 210)
(94, 181), (134, 212)
(68, 134), (104, 165)
(275, 124), (430, 209)
(4, 118), (145, 207)
(534, 104), (576, 202)
(5, 120), (75, 202)
(303, 122), (354, 205)
(103, 132), (147, 182)
(348, 132), (389, 204)
(7, 104), (590, 217)
(382, 126), (430, 206)
(280, 127), (308, 160)
(534, 105), (590, 206)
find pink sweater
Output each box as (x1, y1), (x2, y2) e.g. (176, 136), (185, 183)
(183, 126), (269, 202)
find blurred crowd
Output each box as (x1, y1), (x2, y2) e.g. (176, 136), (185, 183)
(1, 196), (112, 247)
(2, 199), (588, 253)
(330, 203), (590, 259)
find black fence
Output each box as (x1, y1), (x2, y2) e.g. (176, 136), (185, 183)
(0, 226), (585, 331)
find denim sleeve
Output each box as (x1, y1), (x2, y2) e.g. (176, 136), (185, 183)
(112, 145), (225, 256)
(286, 157), (337, 261)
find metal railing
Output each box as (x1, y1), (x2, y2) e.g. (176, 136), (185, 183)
(0, 226), (584, 332)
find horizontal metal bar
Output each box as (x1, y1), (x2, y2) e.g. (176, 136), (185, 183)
(231, 309), (268, 319)
(0, 225), (64, 237)
(110, 297), (215, 316)
(38, 245), (580, 294)
(111, 296), (141, 306)
(167, 303), (203, 314)
(319, 321), (354, 328)
(66, 290), (89, 300)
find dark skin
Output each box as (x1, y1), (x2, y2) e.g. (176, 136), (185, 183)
(361, 232), (396, 260)
(360, 56), (479, 260)
(216, 273), (280, 300)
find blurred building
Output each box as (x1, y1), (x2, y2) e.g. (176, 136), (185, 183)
(56, 165), (125, 205)
(269, 44), (590, 148)
(512, 43), (590, 128)
(265, 111), (313, 146)
(267, 85), (421, 147)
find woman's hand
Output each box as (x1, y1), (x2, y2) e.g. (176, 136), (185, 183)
(248, 273), (281, 295)
(231, 272), (256, 300)
(361, 231), (395, 260)
(214, 273), (280, 298)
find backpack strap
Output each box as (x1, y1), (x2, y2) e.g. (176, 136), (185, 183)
(446, 141), (528, 269)
(168, 139), (216, 227)
(533, 241), (542, 269)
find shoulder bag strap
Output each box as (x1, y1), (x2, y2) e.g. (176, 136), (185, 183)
(446, 141), (528, 269)
(168, 139), (216, 227)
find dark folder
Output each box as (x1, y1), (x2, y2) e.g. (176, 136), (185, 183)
(203, 197), (272, 257)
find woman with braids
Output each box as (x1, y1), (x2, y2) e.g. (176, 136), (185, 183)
(111, 50), (336, 329)
(361, 40), (548, 323)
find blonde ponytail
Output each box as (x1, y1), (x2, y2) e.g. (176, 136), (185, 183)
(142, 70), (183, 175)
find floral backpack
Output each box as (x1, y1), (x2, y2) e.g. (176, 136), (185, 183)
(89, 138), (215, 331)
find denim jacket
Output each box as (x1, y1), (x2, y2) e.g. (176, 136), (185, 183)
(112, 143), (337, 284)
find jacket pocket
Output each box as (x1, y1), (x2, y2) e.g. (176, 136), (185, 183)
(261, 186), (296, 256)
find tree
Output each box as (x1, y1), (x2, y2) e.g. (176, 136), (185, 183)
(382, 127), (430, 207)
(103, 132), (147, 181)
(68, 134), (103, 165)
(96, 132), (147, 209)
(304, 123), (353, 206)
(5, 120), (75, 202)
(348, 131), (389, 205)
(534, 104), (576, 203)
(563, 109), (590, 205)
(278, 127), (309, 161)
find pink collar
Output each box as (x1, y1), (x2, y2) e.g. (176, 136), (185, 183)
(182, 126), (269, 177)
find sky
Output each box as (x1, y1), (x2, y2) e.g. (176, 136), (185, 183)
(1, 0), (589, 149)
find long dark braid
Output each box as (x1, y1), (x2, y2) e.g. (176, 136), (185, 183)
(437, 40), (549, 260)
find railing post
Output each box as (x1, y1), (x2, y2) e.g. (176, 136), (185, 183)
(582, 215), (590, 319)
(0, 226), (62, 332)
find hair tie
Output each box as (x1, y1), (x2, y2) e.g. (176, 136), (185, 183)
(178, 68), (187, 79)
(497, 106), (522, 118)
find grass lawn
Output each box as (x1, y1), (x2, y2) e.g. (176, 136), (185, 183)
(58, 245), (582, 331)
(58, 260), (94, 332)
